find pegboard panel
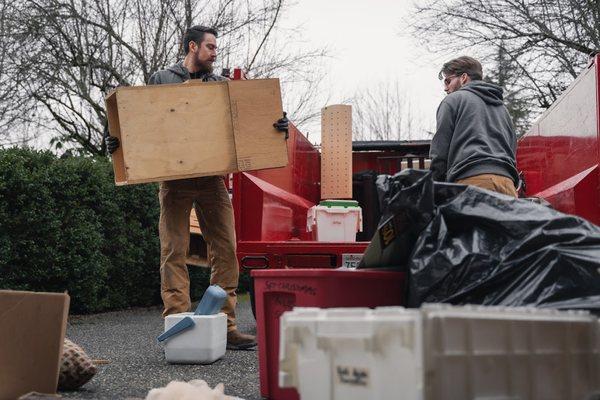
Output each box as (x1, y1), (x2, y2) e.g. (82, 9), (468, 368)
(321, 104), (353, 199)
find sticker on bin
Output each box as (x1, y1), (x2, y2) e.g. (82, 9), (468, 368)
(341, 254), (362, 269)
(335, 365), (370, 387)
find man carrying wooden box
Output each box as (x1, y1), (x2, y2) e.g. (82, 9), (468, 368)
(106, 25), (289, 350)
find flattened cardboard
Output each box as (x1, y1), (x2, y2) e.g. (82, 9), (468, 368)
(0, 291), (70, 400)
(106, 78), (288, 185)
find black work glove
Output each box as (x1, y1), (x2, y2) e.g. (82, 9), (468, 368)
(273, 112), (289, 139)
(106, 136), (120, 154)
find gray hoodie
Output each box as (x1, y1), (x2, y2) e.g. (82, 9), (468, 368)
(148, 61), (227, 85)
(429, 80), (518, 184)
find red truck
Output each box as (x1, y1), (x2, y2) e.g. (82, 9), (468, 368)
(233, 132), (430, 310)
(187, 53), (600, 303)
(187, 127), (430, 302)
(232, 132), (430, 270)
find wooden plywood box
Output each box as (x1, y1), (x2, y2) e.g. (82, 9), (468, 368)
(106, 79), (288, 185)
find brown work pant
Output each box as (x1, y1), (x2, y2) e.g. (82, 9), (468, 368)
(456, 174), (518, 197)
(159, 176), (239, 332)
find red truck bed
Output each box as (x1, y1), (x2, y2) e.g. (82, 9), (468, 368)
(232, 125), (430, 272)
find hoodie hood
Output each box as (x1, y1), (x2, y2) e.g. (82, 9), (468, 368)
(167, 61), (191, 80)
(460, 81), (504, 105)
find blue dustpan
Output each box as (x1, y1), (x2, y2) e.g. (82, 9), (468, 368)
(194, 285), (227, 315)
(157, 316), (195, 343)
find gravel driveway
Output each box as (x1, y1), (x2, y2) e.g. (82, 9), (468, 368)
(62, 294), (261, 400)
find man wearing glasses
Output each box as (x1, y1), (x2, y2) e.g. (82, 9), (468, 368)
(429, 56), (518, 197)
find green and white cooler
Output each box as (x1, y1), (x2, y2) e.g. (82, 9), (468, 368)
(307, 200), (363, 242)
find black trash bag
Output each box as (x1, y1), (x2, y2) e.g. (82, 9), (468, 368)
(358, 169), (439, 268)
(352, 170), (382, 241)
(362, 169), (600, 311)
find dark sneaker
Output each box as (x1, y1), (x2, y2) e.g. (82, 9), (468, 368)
(227, 330), (257, 350)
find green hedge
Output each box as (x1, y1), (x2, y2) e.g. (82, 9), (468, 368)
(0, 148), (249, 313)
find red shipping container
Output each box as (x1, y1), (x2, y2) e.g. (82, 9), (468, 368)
(251, 268), (406, 400)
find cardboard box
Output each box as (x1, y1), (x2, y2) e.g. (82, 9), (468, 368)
(0, 291), (70, 400)
(106, 78), (288, 185)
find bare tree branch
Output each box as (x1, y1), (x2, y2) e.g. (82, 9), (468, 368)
(352, 80), (427, 141)
(247, 0), (282, 69)
(1, 0), (327, 154)
(407, 0), (599, 127)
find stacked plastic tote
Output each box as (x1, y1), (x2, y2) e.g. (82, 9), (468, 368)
(279, 305), (600, 400)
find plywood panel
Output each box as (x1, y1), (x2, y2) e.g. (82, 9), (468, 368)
(117, 82), (236, 184)
(106, 79), (288, 185)
(321, 104), (353, 199)
(105, 92), (126, 184)
(228, 79), (288, 171)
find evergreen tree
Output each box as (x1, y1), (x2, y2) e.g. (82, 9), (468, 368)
(484, 45), (531, 137)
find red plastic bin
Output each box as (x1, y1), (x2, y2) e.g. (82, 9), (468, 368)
(251, 268), (406, 400)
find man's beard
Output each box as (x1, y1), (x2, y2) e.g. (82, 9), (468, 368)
(196, 59), (214, 74)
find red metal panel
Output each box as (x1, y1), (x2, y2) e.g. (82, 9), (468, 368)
(518, 55), (599, 190)
(533, 165), (600, 224)
(517, 55), (600, 223)
(236, 173), (314, 242)
(352, 150), (429, 175)
(237, 240), (368, 270)
(232, 125), (320, 243)
(245, 125), (320, 203)
(284, 254), (336, 268)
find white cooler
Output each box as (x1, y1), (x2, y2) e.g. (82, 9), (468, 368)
(163, 312), (227, 364)
(307, 200), (363, 242)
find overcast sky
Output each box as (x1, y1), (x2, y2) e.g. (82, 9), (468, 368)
(279, 0), (454, 141)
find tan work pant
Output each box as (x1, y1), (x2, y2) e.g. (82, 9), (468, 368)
(159, 176), (239, 332)
(456, 174), (518, 197)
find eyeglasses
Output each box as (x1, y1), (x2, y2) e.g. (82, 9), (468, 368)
(442, 75), (461, 86)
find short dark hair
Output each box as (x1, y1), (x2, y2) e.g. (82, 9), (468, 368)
(182, 25), (218, 54)
(438, 56), (483, 81)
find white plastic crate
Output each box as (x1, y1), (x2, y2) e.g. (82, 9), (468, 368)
(280, 307), (423, 400)
(279, 308), (330, 399)
(423, 305), (600, 400)
(163, 312), (227, 364)
(279, 305), (600, 400)
(306, 200), (363, 242)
